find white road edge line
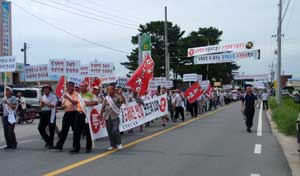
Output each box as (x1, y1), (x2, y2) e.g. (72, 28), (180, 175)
(257, 101), (263, 136)
(250, 174), (261, 176)
(0, 139), (35, 149)
(254, 144), (262, 154)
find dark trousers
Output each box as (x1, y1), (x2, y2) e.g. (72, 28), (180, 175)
(38, 111), (55, 146)
(2, 116), (17, 148)
(245, 110), (255, 129)
(263, 100), (268, 110)
(56, 111), (77, 149)
(168, 107), (174, 121)
(174, 106), (185, 121)
(190, 102), (198, 117)
(106, 117), (121, 147)
(73, 112), (86, 151)
(85, 124), (92, 150)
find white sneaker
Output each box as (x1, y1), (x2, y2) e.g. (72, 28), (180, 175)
(117, 144), (123, 150)
(107, 146), (114, 151)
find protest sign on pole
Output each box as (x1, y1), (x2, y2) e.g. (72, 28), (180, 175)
(0, 56), (16, 72)
(193, 50), (260, 64)
(86, 94), (168, 140)
(198, 80), (210, 90)
(25, 64), (49, 82)
(80, 65), (89, 77)
(188, 41), (254, 57)
(88, 62), (115, 76)
(116, 77), (128, 88)
(49, 59), (65, 76)
(101, 75), (117, 84)
(65, 60), (80, 76)
(184, 82), (204, 103)
(183, 73), (200, 82)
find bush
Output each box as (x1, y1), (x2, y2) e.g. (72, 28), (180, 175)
(269, 97), (300, 136)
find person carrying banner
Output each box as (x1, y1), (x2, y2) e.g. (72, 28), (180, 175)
(2, 87), (18, 149)
(174, 89), (185, 122)
(241, 86), (257, 133)
(99, 85), (125, 150)
(54, 82), (80, 152)
(77, 82), (98, 153)
(38, 85), (58, 149)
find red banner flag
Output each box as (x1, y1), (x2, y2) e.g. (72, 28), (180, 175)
(55, 76), (65, 99)
(184, 82), (204, 103)
(127, 55), (154, 96)
(205, 84), (213, 98)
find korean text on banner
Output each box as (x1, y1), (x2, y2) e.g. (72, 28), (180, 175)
(87, 94), (168, 140)
(49, 59), (65, 75)
(183, 73), (201, 82)
(188, 41), (254, 57)
(116, 77), (128, 88)
(184, 82), (203, 103)
(65, 60), (80, 76)
(25, 64), (49, 82)
(0, 56), (16, 72)
(88, 62), (115, 76)
(194, 50), (260, 65)
(80, 65), (89, 77)
(67, 76), (83, 86)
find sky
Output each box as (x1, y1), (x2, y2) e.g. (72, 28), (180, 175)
(10, 0), (300, 78)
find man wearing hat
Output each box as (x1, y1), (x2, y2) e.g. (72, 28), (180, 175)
(2, 87), (18, 149)
(39, 85), (58, 149)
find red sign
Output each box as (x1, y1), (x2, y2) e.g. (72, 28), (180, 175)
(184, 82), (203, 103)
(159, 97), (167, 112)
(90, 109), (101, 133)
(127, 55), (154, 97)
(205, 84), (213, 98)
(55, 76), (65, 99)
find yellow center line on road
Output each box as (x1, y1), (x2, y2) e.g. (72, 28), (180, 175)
(43, 106), (227, 176)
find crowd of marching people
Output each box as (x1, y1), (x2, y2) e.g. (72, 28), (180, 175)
(1, 81), (235, 154)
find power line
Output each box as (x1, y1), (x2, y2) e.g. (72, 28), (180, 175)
(31, 0), (137, 30)
(62, 0), (142, 24)
(13, 2), (130, 55)
(282, 0), (291, 22)
(42, 0), (138, 26)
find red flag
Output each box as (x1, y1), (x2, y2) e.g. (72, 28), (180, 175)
(55, 76), (65, 99)
(127, 55), (154, 96)
(184, 82), (204, 103)
(205, 84), (213, 98)
(84, 77), (101, 88)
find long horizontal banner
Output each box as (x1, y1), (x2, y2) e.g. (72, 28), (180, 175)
(87, 94), (169, 140)
(25, 64), (49, 82)
(188, 41), (254, 57)
(194, 50), (260, 65)
(234, 74), (267, 80)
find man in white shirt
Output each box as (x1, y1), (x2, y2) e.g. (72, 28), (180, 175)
(261, 90), (269, 110)
(173, 89), (185, 122)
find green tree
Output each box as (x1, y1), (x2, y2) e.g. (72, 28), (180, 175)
(121, 21), (185, 77)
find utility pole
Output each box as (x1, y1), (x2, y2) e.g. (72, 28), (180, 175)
(276, 0), (282, 104)
(164, 6), (170, 80)
(138, 35), (142, 66)
(21, 42), (27, 65)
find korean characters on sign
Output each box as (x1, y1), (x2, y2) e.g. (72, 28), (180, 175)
(65, 60), (80, 75)
(88, 62), (115, 76)
(49, 59), (81, 76)
(25, 64), (49, 82)
(0, 56), (16, 72)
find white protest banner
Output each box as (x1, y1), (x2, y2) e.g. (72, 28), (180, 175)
(80, 65), (89, 77)
(183, 73), (199, 82)
(234, 74), (267, 80)
(0, 56), (16, 72)
(223, 84), (233, 90)
(101, 75), (117, 84)
(188, 41), (254, 57)
(49, 59), (65, 75)
(87, 94), (168, 140)
(67, 76), (83, 86)
(194, 50), (260, 65)
(25, 64), (49, 82)
(199, 80), (210, 90)
(116, 77), (128, 88)
(88, 62), (115, 76)
(65, 60), (80, 76)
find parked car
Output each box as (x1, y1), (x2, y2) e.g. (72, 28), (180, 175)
(282, 89), (289, 96)
(12, 87), (42, 112)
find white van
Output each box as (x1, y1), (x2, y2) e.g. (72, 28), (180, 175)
(12, 87), (42, 111)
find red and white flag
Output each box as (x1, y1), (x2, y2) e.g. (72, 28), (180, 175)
(127, 55), (154, 97)
(55, 76), (65, 99)
(205, 84), (213, 98)
(184, 82), (204, 103)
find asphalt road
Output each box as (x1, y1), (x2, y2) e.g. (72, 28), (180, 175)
(0, 103), (292, 176)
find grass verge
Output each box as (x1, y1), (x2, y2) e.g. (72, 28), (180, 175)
(269, 96), (300, 136)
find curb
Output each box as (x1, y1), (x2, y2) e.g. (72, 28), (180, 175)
(266, 110), (300, 176)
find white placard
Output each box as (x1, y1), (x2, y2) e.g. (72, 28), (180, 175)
(80, 65), (89, 77)
(183, 73), (201, 82)
(65, 60), (80, 76)
(25, 64), (49, 82)
(101, 75), (117, 84)
(49, 59), (65, 75)
(198, 80), (210, 90)
(116, 77), (128, 88)
(88, 62), (115, 76)
(0, 56), (16, 72)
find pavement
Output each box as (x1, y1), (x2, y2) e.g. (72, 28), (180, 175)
(0, 103), (292, 176)
(266, 110), (300, 176)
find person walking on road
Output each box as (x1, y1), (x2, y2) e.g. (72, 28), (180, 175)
(54, 82), (80, 152)
(2, 87), (18, 149)
(99, 85), (125, 150)
(241, 86), (257, 133)
(38, 85), (58, 149)
(174, 89), (185, 122)
(261, 90), (269, 110)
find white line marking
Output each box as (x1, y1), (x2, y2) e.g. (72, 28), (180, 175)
(254, 144), (262, 154)
(257, 101), (263, 136)
(250, 174), (261, 176)
(0, 139), (35, 149)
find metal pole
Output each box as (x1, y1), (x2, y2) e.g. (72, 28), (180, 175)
(24, 42), (27, 65)
(164, 6), (170, 80)
(276, 0), (282, 104)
